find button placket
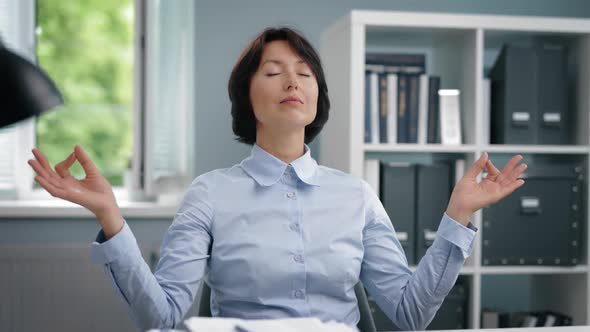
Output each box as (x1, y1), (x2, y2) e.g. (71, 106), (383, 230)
(293, 254), (304, 263)
(293, 289), (305, 299)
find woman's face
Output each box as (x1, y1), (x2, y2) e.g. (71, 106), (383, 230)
(249, 40), (319, 133)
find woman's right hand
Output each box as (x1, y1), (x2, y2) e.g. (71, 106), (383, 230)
(27, 145), (124, 239)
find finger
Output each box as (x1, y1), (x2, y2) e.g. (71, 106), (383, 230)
(465, 152), (489, 178)
(32, 148), (60, 180)
(28, 158), (52, 179)
(501, 154), (524, 174)
(501, 162), (528, 186)
(500, 179), (525, 197)
(485, 159), (501, 176)
(55, 152), (76, 178)
(28, 159), (63, 188)
(35, 175), (68, 199)
(74, 145), (100, 176)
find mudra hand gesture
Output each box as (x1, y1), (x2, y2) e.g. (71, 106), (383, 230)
(446, 152), (527, 226)
(27, 145), (124, 238)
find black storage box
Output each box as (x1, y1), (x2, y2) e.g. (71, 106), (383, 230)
(482, 164), (584, 266)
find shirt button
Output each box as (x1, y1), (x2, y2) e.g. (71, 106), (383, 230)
(286, 192), (296, 199)
(294, 254), (304, 263)
(294, 289), (305, 299)
(290, 223), (300, 232)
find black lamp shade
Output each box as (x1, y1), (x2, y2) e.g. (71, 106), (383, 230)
(0, 44), (63, 128)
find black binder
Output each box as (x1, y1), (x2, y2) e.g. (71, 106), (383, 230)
(368, 281), (468, 331)
(380, 162), (416, 265)
(427, 282), (468, 330)
(537, 45), (569, 144)
(490, 45), (538, 144)
(415, 164), (452, 261)
(490, 44), (570, 145)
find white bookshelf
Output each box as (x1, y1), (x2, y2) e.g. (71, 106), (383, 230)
(319, 10), (590, 329)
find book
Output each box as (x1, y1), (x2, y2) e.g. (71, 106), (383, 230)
(365, 52), (426, 74)
(386, 73), (398, 144)
(378, 73), (388, 143)
(397, 75), (409, 143)
(364, 71), (372, 143)
(427, 76), (441, 143)
(439, 89), (462, 145)
(417, 74), (429, 144)
(370, 71), (379, 143)
(407, 75), (420, 143)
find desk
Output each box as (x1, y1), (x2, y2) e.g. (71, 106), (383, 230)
(429, 327), (589, 332)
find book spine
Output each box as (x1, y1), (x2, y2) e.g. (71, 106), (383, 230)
(397, 75), (408, 143)
(370, 72), (379, 144)
(427, 76), (440, 143)
(387, 74), (398, 144)
(417, 74), (429, 144)
(407, 75), (419, 143)
(379, 73), (388, 143)
(364, 71), (372, 143)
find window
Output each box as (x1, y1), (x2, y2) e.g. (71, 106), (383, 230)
(0, 0), (196, 201)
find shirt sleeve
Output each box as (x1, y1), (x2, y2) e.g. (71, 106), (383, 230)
(90, 177), (214, 331)
(358, 180), (476, 331)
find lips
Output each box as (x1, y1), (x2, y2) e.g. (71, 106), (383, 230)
(281, 96), (303, 104)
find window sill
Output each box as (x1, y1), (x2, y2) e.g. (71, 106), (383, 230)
(0, 199), (179, 219)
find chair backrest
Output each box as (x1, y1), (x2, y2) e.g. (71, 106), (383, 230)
(354, 282), (377, 332)
(198, 281), (212, 317)
(197, 282), (377, 332)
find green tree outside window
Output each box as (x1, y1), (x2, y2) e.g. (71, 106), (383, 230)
(36, 0), (134, 186)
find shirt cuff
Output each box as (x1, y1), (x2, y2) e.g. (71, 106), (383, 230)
(90, 220), (142, 265)
(436, 212), (477, 258)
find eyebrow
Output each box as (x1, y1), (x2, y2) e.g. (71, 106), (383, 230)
(262, 59), (307, 66)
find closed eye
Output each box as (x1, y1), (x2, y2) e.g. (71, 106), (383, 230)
(299, 73), (311, 77)
(266, 73), (280, 77)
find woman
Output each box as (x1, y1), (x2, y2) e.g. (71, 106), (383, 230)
(28, 27), (526, 331)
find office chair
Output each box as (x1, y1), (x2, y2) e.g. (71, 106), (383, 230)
(198, 281), (377, 332)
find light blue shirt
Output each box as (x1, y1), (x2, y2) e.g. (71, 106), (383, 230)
(91, 143), (477, 331)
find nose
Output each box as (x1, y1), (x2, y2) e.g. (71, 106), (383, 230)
(283, 72), (299, 91)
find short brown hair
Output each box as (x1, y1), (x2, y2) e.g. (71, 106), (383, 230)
(228, 27), (330, 145)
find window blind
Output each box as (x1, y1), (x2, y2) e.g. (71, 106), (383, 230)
(143, 0), (195, 197)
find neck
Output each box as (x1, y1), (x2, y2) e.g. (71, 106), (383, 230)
(256, 127), (305, 164)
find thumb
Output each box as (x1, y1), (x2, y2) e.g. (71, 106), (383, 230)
(74, 145), (100, 176)
(465, 152), (488, 178)
(54, 151), (76, 178)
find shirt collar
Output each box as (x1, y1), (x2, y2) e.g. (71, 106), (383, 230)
(240, 143), (321, 187)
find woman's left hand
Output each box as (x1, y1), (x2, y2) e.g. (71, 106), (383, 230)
(446, 152), (527, 226)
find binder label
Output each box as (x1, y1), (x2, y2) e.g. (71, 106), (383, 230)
(521, 197), (540, 208)
(396, 232), (408, 241)
(543, 112), (561, 123)
(512, 112), (530, 122)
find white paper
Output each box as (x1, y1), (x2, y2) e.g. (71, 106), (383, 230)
(183, 317), (359, 332)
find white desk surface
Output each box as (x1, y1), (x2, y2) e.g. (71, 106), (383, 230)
(428, 326), (589, 332)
